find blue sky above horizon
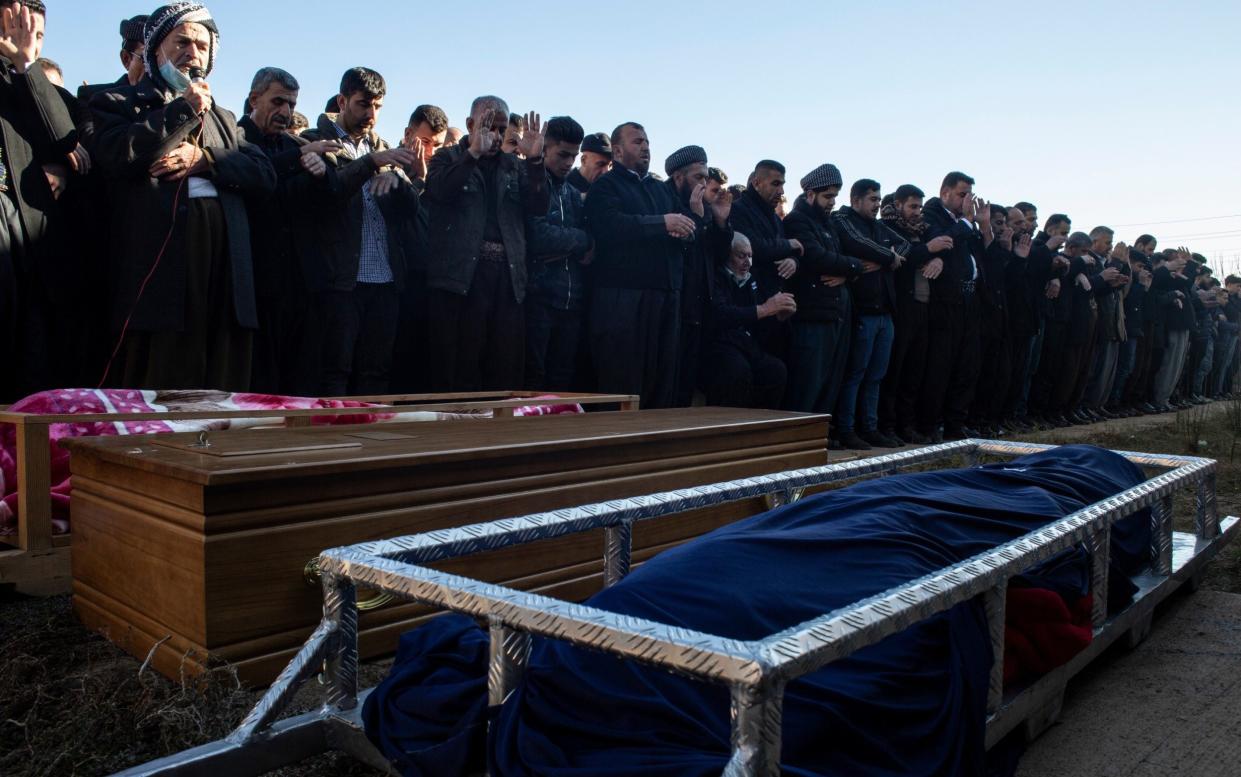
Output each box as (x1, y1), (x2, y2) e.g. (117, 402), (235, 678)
(47, 0), (1241, 269)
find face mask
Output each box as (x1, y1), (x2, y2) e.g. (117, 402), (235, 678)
(159, 60), (192, 93)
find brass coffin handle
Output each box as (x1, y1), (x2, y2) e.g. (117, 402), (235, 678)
(303, 557), (395, 612)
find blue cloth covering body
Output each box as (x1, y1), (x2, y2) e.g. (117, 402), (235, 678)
(363, 445), (1150, 776)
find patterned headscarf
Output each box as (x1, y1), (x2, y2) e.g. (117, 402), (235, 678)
(881, 196), (927, 237)
(143, 2), (219, 91)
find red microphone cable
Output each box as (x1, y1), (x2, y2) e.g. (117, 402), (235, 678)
(97, 119), (207, 388)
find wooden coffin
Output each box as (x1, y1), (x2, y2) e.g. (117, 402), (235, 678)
(64, 408), (828, 684)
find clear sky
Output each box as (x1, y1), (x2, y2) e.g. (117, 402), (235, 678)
(46, 0), (1241, 270)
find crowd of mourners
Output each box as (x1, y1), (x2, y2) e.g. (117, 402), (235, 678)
(4, 1), (1239, 449)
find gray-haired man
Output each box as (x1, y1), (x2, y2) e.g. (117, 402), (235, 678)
(238, 66), (342, 394)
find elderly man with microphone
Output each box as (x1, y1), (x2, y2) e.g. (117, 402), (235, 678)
(89, 2), (275, 391)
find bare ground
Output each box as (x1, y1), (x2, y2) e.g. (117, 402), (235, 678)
(3, 402), (1240, 776)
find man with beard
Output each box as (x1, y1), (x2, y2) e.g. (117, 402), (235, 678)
(238, 66), (341, 395)
(301, 67), (423, 395)
(1058, 232), (1118, 423)
(425, 96), (547, 391)
(584, 121), (695, 408)
(90, 2), (276, 392)
(832, 179), (918, 449)
(878, 185), (952, 443)
(400, 104), (448, 181)
(567, 131), (610, 195)
(729, 159), (803, 292)
(998, 204), (1048, 431)
(525, 116), (590, 391)
(917, 171), (993, 441)
(782, 164), (862, 433)
(705, 166), (728, 206)
(664, 144), (733, 405)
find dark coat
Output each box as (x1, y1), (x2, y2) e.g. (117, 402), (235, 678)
(584, 163), (691, 291)
(979, 241), (1011, 333)
(0, 58), (78, 264)
(921, 197), (984, 305)
(667, 180), (732, 328)
(782, 196), (860, 323)
(1006, 240), (1058, 339)
(708, 265), (777, 354)
(88, 76), (276, 331)
(1152, 265), (1195, 332)
(527, 171), (591, 311)
(76, 75), (130, 104)
(832, 205), (910, 316)
(729, 187), (797, 290)
(302, 113), (423, 293)
(238, 116), (339, 299)
(424, 137), (548, 302)
(566, 167), (593, 195)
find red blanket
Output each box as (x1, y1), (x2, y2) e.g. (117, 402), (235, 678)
(1, 389), (581, 536)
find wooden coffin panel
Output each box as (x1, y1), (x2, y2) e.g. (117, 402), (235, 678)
(67, 409), (829, 683)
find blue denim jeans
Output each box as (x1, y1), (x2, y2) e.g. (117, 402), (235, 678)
(836, 314), (895, 433)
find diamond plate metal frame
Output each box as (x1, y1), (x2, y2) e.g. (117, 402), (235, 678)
(121, 440), (1238, 777)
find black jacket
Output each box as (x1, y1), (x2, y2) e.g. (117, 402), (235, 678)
(783, 196), (861, 322)
(527, 171), (590, 311)
(668, 180), (732, 327)
(832, 205), (910, 316)
(729, 187), (797, 290)
(76, 75), (130, 104)
(921, 197), (983, 304)
(979, 242), (1011, 333)
(238, 116), (339, 299)
(708, 265), (780, 355)
(584, 163), (691, 291)
(424, 136), (548, 301)
(1066, 254), (1108, 344)
(1152, 265), (1195, 332)
(0, 58), (78, 266)
(302, 113), (423, 293)
(1007, 239), (1057, 338)
(566, 167), (593, 195)
(88, 76), (275, 331)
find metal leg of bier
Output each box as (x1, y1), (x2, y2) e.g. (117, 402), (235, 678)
(603, 521), (633, 587)
(1151, 495), (1174, 576)
(984, 579), (1008, 715)
(726, 679), (786, 777)
(1087, 524), (1112, 630)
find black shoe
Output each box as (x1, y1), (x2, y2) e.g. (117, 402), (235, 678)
(943, 425), (980, 441)
(1068, 410), (1090, 425)
(859, 429), (902, 448)
(828, 437), (844, 450)
(1139, 402), (1158, 414)
(840, 431), (872, 450)
(927, 428), (944, 443)
(1095, 407), (1115, 420)
(898, 427), (930, 445)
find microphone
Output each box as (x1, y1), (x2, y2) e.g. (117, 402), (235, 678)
(188, 66), (206, 83)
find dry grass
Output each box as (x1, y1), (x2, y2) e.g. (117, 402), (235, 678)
(0, 594), (385, 776)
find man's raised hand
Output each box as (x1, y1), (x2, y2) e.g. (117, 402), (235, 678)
(1015, 233), (1032, 258)
(516, 112), (544, 159)
(468, 109), (496, 159)
(926, 235), (953, 253)
(689, 182), (706, 218)
(922, 257), (944, 279)
(370, 147), (417, 170)
(0, 4), (40, 71)
(300, 139), (344, 157)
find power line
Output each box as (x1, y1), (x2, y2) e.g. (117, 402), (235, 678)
(1112, 213), (1241, 228)
(1156, 229), (1241, 240)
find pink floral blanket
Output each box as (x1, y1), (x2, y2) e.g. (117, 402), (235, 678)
(0, 389), (581, 536)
